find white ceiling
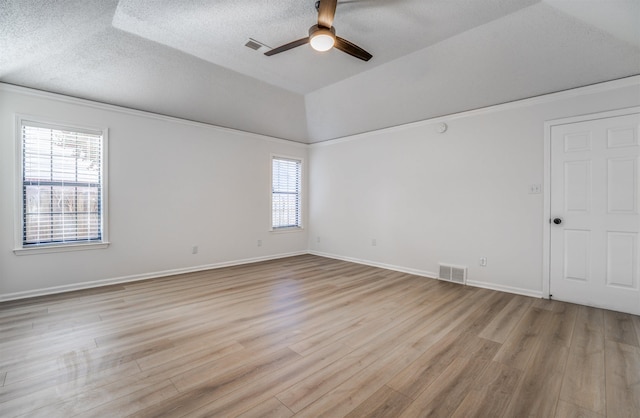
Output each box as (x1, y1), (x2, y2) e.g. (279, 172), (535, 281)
(1, 0), (639, 143)
(111, 0), (542, 94)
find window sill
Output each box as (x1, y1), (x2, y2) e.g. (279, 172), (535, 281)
(14, 242), (110, 256)
(270, 227), (304, 234)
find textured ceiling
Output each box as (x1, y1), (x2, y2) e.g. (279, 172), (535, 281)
(111, 0), (540, 94)
(1, 0), (639, 143)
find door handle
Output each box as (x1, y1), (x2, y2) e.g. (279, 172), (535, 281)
(552, 218), (562, 225)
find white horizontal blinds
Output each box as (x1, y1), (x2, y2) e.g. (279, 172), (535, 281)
(22, 122), (103, 245)
(272, 157), (301, 229)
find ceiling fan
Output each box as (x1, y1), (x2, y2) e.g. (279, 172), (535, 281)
(264, 0), (372, 61)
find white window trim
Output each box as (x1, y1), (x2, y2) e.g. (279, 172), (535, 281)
(13, 114), (110, 255)
(270, 154), (304, 232)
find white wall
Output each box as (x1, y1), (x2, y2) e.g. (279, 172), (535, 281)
(308, 79), (640, 297)
(2, 79), (639, 301)
(0, 85), (308, 299)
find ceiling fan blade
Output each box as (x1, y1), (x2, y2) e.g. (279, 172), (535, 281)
(317, 0), (337, 28)
(264, 37), (310, 56)
(335, 36), (372, 61)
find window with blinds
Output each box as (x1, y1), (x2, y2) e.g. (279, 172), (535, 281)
(20, 120), (106, 247)
(272, 157), (302, 229)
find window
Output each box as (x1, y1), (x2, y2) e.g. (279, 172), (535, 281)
(271, 156), (302, 229)
(16, 117), (108, 253)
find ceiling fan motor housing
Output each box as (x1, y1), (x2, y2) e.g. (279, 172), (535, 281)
(309, 24), (335, 36)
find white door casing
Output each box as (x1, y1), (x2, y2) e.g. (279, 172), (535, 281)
(546, 109), (640, 315)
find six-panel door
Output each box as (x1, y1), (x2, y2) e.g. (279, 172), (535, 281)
(550, 112), (640, 315)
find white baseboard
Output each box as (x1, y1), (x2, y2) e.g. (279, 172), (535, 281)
(0, 251), (307, 302)
(310, 250), (543, 299)
(308, 250), (438, 279)
(465, 280), (543, 299)
(1, 250), (544, 302)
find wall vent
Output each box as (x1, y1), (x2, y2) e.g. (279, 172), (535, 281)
(438, 264), (467, 284)
(245, 39), (264, 51)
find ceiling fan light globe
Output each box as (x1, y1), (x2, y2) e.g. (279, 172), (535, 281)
(309, 27), (335, 52)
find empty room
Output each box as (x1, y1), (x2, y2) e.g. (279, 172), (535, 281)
(1, 0), (639, 417)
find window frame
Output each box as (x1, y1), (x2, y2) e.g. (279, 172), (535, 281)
(13, 115), (110, 255)
(270, 154), (303, 232)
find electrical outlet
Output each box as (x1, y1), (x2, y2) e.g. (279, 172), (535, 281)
(257, 239), (262, 247)
(371, 238), (377, 246)
(192, 246), (198, 255)
(479, 257), (487, 267)
(529, 184), (542, 194)
(317, 236), (321, 243)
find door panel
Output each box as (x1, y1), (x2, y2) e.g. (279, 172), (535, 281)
(606, 232), (637, 289)
(563, 229), (590, 281)
(564, 161), (591, 212)
(607, 157), (637, 213)
(550, 112), (640, 315)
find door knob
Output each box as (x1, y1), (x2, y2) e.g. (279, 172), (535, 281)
(553, 218), (562, 225)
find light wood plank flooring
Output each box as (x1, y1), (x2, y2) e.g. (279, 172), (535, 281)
(1, 254), (639, 417)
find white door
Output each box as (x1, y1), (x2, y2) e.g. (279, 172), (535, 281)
(550, 112), (640, 315)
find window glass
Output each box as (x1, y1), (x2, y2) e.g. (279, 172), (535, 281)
(272, 157), (301, 229)
(20, 120), (106, 247)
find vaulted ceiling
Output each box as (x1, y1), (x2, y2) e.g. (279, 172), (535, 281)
(1, 0), (639, 143)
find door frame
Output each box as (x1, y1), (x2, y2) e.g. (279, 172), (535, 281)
(542, 106), (640, 299)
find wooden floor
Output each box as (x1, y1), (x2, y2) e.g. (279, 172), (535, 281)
(1, 255), (639, 417)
